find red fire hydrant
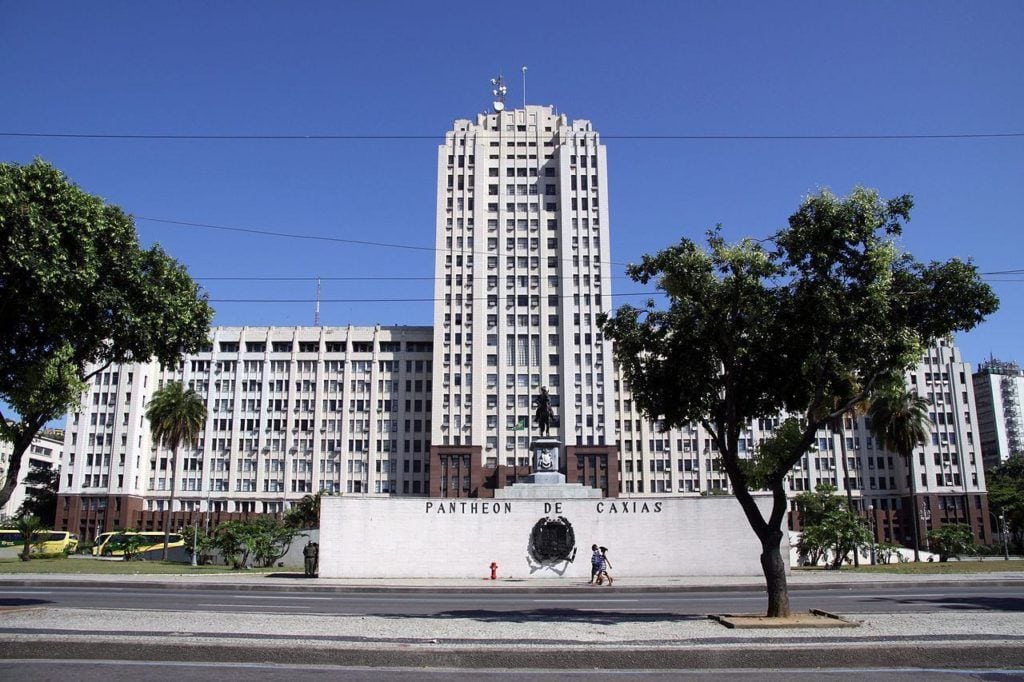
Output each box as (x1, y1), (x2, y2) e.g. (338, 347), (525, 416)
(489, 562), (498, 580)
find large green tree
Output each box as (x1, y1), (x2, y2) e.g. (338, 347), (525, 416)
(0, 159), (213, 510)
(601, 187), (998, 617)
(146, 381), (207, 560)
(866, 389), (932, 561)
(14, 463), (60, 527)
(987, 455), (1024, 552)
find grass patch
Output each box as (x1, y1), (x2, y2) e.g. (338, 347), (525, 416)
(0, 557), (297, 575)
(826, 559), (1024, 575)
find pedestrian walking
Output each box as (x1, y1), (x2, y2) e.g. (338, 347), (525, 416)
(589, 544), (602, 584)
(591, 544), (613, 586)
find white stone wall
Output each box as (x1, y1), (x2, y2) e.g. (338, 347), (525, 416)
(319, 494), (785, 579)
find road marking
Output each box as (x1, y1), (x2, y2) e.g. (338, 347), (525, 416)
(195, 603), (311, 609)
(531, 599), (640, 603)
(230, 595), (332, 601)
(576, 607), (664, 612)
(835, 589), (946, 593)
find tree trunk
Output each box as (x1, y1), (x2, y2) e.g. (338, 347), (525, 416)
(0, 426), (42, 510)
(836, 415), (858, 567)
(760, 529), (791, 617)
(909, 454), (925, 561)
(162, 446), (177, 561)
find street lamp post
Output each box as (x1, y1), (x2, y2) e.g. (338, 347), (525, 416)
(868, 504), (876, 566)
(190, 515), (198, 568)
(999, 512), (1010, 561)
(920, 508), (932, 554)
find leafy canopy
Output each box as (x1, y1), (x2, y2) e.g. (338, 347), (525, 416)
(602, 187), (997, 492)
(601, 187), (998, 617)
(987, 455), (1024, 551)
(285, 493), (322, 529)
(14, 464), (60, 527)
(794, 484), (872, 569)
(210, 518), (299, 569)
(0, 159), (213, 507)
(927, 524), (976, 562)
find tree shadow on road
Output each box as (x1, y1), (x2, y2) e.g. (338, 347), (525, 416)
(860, 595), (1024, 612)
(371, 608), (705, 626)
(0, 598), (51, 608)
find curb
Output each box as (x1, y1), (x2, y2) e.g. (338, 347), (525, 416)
(1, 576), (1023, 594)
(2, 638), (1023, 670)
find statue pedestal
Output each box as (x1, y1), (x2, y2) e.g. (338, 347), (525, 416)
(526, 437), (564, 484)
(493, 438), (603, 499)
(493, 482), (602, 499)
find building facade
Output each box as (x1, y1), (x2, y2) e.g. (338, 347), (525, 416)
(57, 326), (433, 540)
(54, 100), (993, 550)
(429, 103), (618, 497)
(0, 431), (62, 521)
(972, 358), (1024, 470)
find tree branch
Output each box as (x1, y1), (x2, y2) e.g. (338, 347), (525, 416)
(83, 359), (116, 383)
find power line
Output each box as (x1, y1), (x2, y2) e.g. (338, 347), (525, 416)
(136, 216), (634, 268)
(137, 216), (437, 253)
(142, 217), (1023, 278)
(194, 275), (637, 282)
(4, 131), (1024, 141)
(209, 292), (658, 303)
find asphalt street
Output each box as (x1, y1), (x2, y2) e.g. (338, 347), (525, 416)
(1, 583), (1022, 617)
(2, 660), (1024, 681)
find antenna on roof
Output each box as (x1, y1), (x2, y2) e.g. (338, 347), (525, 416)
(522, 65), (528, 108)
(314, 276), (321, 326)
(490, 75), (507, 113)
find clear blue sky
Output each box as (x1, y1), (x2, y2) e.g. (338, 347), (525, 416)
(3, 1), (1022, 372)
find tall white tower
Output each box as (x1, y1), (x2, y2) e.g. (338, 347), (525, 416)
(430, 96), (615, 493)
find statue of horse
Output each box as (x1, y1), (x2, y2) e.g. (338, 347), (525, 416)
(534, 387), (554, 437)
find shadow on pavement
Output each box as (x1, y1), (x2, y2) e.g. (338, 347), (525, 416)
(862, 595), (1024, 612)
(0, 598), (52, 608)
(373, 608), (705, 626)
(266, 573), (312, 580)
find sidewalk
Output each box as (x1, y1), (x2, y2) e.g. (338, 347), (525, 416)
(1, 567), (1023, 591)
(1, 570), (1023, 670)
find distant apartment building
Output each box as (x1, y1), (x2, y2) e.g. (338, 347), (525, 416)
(0, 431), (62, 521)
(57, 326), (433, 540)
(602, 337), (991, 547)
(972, 358), (1024, 469)
(54, 99), (994, 549)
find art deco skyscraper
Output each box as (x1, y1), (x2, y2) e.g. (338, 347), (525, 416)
(430, 97), (616, 495)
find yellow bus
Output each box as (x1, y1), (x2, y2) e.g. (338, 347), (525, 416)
(91, 532), (119, 556)
(30, 531), (79, 554)
(0, 529), (78, 554)
(96, 531), (184, 557)
(0, 529), (23, 547)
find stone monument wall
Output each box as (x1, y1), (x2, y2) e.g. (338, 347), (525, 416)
(319, 495), (786, 578)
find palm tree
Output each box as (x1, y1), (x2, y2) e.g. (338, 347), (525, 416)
(285, 492), (322, 529)
(146, 381), (207, 560)
(867, 389), (931, 562)
(16, 514), (44, 561)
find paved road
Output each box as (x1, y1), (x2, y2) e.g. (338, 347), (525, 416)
(1, 583), (1022, 616)
(2, 660), (1024, 681)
